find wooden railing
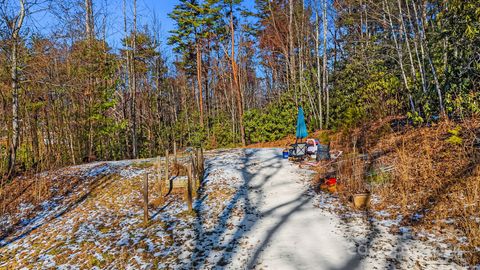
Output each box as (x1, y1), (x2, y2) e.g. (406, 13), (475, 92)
(142, 147), (205, 224)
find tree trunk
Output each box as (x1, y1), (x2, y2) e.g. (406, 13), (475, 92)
(385, 0), (414, 113)
(7, 0), (25, 177)
(397, 0), (417, 84)
(413, 0), (445, 117)
(9, 41), (19, 176)
(196, 42), (204, 127)
(406, 0), (427, 95)
(289, 0), (297, 105)
(322, 0), (329, 128)
(122, 0), (130, 157)
(131, 0), (138, 158)
(85, 0), (94, 40)
(315, 8), (323, 129)
(230, 10), (245, 146)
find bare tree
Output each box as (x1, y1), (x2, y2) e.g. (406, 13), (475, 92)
(3, 0), (26, 177)
(229, 4), (245, 146)
(405, 0), (427, 95)
(195, 33), (204, 127)
(289, 0), (297, 104)
(322, 0), (329, 128)
(412, 0), (445, 117)
(84, 0), (95, 159)
(131, 0), (138, 158)
(384, 0), (415, 112)
(123, 0), (130, 153)
(315, 3), (323, 129)
(85, 0), (93, 40)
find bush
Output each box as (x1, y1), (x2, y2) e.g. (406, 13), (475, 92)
(244, 94), (297, 144)
(446, 126), (463, 145)
(209, 114), (236, 148)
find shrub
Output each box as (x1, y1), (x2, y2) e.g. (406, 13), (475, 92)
(244, 94), (297, 144)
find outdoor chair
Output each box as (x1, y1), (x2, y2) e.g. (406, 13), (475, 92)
(289, 142), (307, 160)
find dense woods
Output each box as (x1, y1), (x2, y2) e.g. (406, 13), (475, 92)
(0, 0), (479, 179)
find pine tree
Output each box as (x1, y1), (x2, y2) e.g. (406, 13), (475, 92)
(169, 0), (207, 127)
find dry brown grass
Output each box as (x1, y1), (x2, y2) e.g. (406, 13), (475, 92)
(322, 117), (480, 265)
(0, 155), (192, 236)
(246, 134), (297, 149)
(0, 168), (93, 237)
(246, 130), (335, 149)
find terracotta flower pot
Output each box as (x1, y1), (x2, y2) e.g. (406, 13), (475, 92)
(353, 193), (371, 209)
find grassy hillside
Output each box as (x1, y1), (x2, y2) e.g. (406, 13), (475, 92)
(306, 117), (480, 265)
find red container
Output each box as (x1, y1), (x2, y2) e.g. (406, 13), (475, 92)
(325, 178), (337, 186)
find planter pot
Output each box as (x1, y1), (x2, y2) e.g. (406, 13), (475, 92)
(353, 193), (371, 209)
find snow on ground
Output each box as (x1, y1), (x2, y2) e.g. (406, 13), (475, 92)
(0, 148), (469, 269)
(310, 188), (468, 269)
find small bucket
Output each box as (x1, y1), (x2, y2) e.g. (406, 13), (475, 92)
(282, 150), (289, 159)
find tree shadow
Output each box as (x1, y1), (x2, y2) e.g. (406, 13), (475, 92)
(187, 148), (367, 269)
(150, 200), (173, 220)
(187, 148), (285, 269)
(0, 172), (117, 247)
(329, 208), (379, 270)
(245, 192), (312, 269)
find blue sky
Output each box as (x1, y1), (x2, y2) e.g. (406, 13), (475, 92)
(142, 0), (257, 32)
(138, 0), (178, 41)
(108, 0), (255, 56)
(135, 0), (256, 57)
(25, 0), (256, 58)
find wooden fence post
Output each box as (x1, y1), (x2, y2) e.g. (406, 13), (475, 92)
(190, 154), (197, 177)
(191, 154), (196, 180)
(196, 148), (201, 176)
(186, 165), (193, 211)
(157, 156), (163, 195)
(165, 150), (169, 182)
(173, 141), (177, 163)
(191, 154), (197, 195)
(200, 147), (204, 179)
(143, 174), (149, 223)
(200, 148), (205, 172)
(194, 149), (199, 186)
